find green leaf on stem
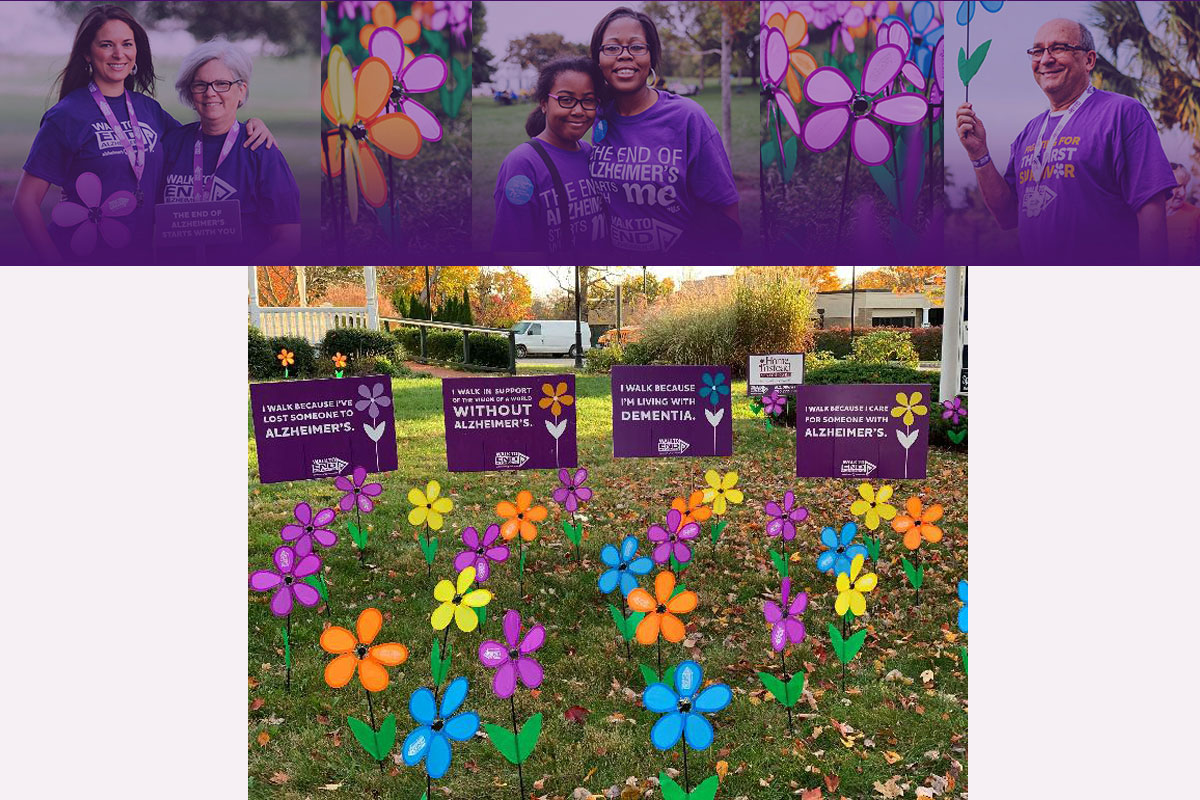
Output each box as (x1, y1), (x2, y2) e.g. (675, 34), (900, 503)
(901, 557), (924, 590)
(710, 519), (728, 545)
(961, 646), (968, 675)
(347, 714), (395, 761)
(768, 549), (788, 578)
(484, 722), (521, 765)
(864, 535), (881, 562)
(957, 38), (993, 86)
(281, 624), (290, 669)
(516, 712), (542, 762)
(347, 520), (367, 549)
(639, 663), (659, 688)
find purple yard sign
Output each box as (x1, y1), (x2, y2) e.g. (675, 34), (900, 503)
(795, 384), (931, 480)
(442, 375), (577, 472)
(250, 375), (397, 484)
(611, 365), (733, 458)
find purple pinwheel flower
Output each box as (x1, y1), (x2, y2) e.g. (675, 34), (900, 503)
(789, 1), (842, 29)
(50, 172), (135, 255)
(760, 25), (801, 160)
(249, 545), (321, 617)
(761, 389), (788, 416)
(762, 577), (807, 652)
(647, 507), (701, 565)
(335, 466), (383, 513)
(479, 610), (545, 699)
(765, 490), (809, 541)
(942, 396), (967, 425)
(368, 27), (449, 142)
(800, 44), (929, 166)
(354, 382), (392, 421)
(552, 467), (592, 513)
(930, 37), (945, 119)
(875, 20), (928, 89)
(453, 523), (510, 582)
(429, 1), (472, 46)
(831, 4), (866, 54)
(280, 502), (338, 551)
(337, 0), (379, 20)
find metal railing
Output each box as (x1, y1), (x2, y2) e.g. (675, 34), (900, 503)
(381, 317), (517, 375)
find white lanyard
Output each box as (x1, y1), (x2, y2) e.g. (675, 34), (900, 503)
(1027, 84), (1094, 193)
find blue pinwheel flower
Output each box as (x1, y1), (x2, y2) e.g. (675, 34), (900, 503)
(957, 580), (968, 633)
(956, 0), (1004, 26)
(598, 534), (654, 596)
(699, 372), (730, 407)
(909, 0), (945, 77)
(401, 676), (479, 779)
(816, 522), (869, 576)
(643, 660), (732, 751)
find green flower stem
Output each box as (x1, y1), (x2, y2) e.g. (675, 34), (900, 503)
(364, 687), (383, 773)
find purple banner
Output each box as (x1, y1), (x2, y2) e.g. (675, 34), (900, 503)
(611, 365), (733, 458)
(250, 375), (397, 484)
(795, 384), (931, 480)
(442, 375), (577, 472)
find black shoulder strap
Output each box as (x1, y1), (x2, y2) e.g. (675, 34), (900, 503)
(525, 139), (575, 253)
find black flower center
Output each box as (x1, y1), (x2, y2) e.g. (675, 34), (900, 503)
(517, 513), (524, 519)
(390, 81), (405, 105)
(355, 644), (368, 660)
(452, 594), (463, 605)
(656, 603), (666, 614)
(914, 34), (924, 46)
(851, 94), (871, 117)
(836, 545), (845, 554)
(283, 574), (294, 585)
(476, 546), (486, 555)
(88, 206), (102, 223)
(305, 525), (314, 533)
(677, 698), (692, 712)
(431, 718), (444, 732)
(508, 648), (520, 660)
(350, 121), (368, 141)
(617, 563), (627, 571)
(426, 503), (432, 509)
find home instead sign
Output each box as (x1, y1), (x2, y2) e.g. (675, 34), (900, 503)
(747, 353), (805, 395)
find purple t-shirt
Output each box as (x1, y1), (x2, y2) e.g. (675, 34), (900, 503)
(23, 86), (177, 262)
(1003, 89), (1175, 264)
(492, 139), (606, 256)
(158, 121), (300, 263)
(589, 91), (738, 257)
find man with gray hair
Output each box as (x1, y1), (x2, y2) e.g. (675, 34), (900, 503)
(1167, 162), (1200, 265)
(955, 18), (1176, 264)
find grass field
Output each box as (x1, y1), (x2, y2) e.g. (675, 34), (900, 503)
(471, 78), (762, 257)
(248, 374), (968, 799)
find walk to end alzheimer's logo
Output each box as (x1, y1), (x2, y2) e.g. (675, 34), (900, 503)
(92, 119), (159, 154)
(162, 173), (238, 202)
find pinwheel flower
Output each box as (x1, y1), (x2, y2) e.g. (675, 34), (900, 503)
(249, 545), (321, 617)
(800, 44), (929, 166)
(891, 497), (944, 550)
(957, 580), (968, 633)
(891, 391), (928, 426)
(647, 507), (701, 565)
(670, 491), (712, 526)
(553, 467), (592, 513)
(817, 521), (869, 575)
(956, 0), (1004, 26)
(643, 660), (732, 751)
(453, 524), (509, 582)
(699, 372), (730, 407)
(761, 388), (787, 416)
(320, 607), (409, 691)
(908, 0), (945, 76)
(931, 37), (945, 118)
(627, 571), (697, 644)
(358, 0), (421, 51)
(478, 610), (545, 699)
(50, 171), (134, 255)
(766, 10), (818, 102)
(765, 490), (809, 541)
(408, 479), (453, 530)
(496, 490), (548, 542)
(368, 25), (449, 142)
(281, 502), (338, 550)
(850, 483), (896, 530)
(702, 469), (743, 516)
(831, 3), (868, 54)
(598, 535), (654, 596)
(763, 577), (807, 652)
(942, 396), (966, 425)
(789, 1), (841, 29)
(336, 466), (384, 513)
(402, 676), (479, 779)
(277, 348), (294, 368)
(876, 19), (929, 89)
(431, 566), (492, 633)
(332, 352), (348, 369)
(337, 0), (380, 21)
(835, 554), (878, 617)
(424, 0), (471, 45)
(539, 381), (574, 416)
(355, 382), (392, 420)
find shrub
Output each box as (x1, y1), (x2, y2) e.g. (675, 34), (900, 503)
(585, 344), (624, 374)
(911, 326), (942, 360)
(425, 330), (464, 361)
(621, 340), (654, 365)
(255, 335), (316, 379)
(851, 329), (919, 368)
(359, 355), (397, 376)
(804, 350), (838, 371)
(320, 328), (398, 362)
(813, 327), (853, 357)
(393, 326), (420, 355)
(467, 332), (511, 369)
(815, 326), (943, 360)
(248, 326), (276, 380)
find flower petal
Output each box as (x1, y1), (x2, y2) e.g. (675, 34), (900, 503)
(643, 682), (677, 713)
(674, 660), (702, 697)
(803, 66), (854, 105)
(443, 710), (479, 742)
(654, 570), (676, 603)
(324, 652), (357, 688)
(431, 602), (455, 630)
(454, 602), (479, 632)
(683, 712), (715, 750)
(358, 656), (389, 692)
(440, 676), (469, 718)
(651, 711), (684, 750)
(434, 579), (455, 603)
(635, 611), (662, 644)
(402, 725), (432, 766)
(855, 572), (878, 593)
(873, 92), (928, 124)
(801, 105), (851, 152)
(456, 566), (477, 594)
(863, 43), (904, 95)
(492, 660), (517, 698)
(249, 570), (282, 591)
(849, 591), (867, 617)
(520, 624), (546, 654)
(627, 588), (655, 613)
(666, 590), (698, 614)
(516, 655), (543, 688)
(269, 586), (293, 616)
(320, 625), (356, 654)
(425, 732), (452, 779)
(851, 116), (892, 166)
(659, 612), (686, 642)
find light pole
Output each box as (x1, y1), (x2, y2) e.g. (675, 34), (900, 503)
(573, 266), (584, 368)
(849, 266), (857, 347)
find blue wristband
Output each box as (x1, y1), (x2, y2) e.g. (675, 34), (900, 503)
(971, 153), (992, 169)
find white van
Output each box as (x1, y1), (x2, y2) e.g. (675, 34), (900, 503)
(511, 320), (591, 358)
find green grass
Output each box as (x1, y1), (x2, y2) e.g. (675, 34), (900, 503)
(248, 376), (967, 798)
(471, 78), (762, 254)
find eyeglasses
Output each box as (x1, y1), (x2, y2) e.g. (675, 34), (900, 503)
(548, 94), (598, 110)
(599, 43), (650, 57)
(189, 79), (244, 94)
(1026, 44), (1090, 59)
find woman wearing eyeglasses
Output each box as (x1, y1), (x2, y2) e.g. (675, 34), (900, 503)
(157, 38), (301, 263)
(492, 57), (607, 259)
(587, 7), (740, 259)
(12, 4), (277, 263)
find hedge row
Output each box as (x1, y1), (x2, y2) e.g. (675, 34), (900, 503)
(392, 326), (511, 370)
(814, 327), (942, 360)
(249, 326), (417, 380)
(249, 327), (317, 380)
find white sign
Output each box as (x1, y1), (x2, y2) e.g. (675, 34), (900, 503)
(747, 353), (805, 395)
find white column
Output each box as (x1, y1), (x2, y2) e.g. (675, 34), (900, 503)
(364, 265), (379, 330)
(297, 266), (308, 307)
(248, 266), (261, 328)
(940, 266), (964, 401)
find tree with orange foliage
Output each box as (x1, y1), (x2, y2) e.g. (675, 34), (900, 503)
(737, 265), (841, 292)
(851, 266), (945, 305)
(472, 267), (533, 328)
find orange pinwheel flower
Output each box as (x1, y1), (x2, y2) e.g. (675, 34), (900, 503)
(892, 497), (945, 551)
(358, 1), (421, 51)
(496, 490), (547, 542)
(538, 382), (574, 416)
(332, 352), (348, 369)
(320, 607), (409, 692)
(626, 571), (698, 644)
(277, 348), (294, 367)
(670, 491), (712, 526)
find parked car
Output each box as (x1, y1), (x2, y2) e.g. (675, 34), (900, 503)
(511, 320), (591, 358)
(598, 326), (642, 346)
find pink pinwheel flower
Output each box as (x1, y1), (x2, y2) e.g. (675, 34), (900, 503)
(50, 172), (135, 256)
(453, 523), (510, 582)
(552, 467), (592, 513)
(479, 610), (545, 699)
(941, 396), (966, 425)
(428, 0), (471, 45)
(762, 577), (807, 652)
(930, 37), (945, 119)
(249, 545), (322, 617)
(765, 490), (809, 541)
(647, 507), (701, 565)
(832, 4), (867, 54)
(337, 1), (379, 20)
(761, 25), (801, 156)
(761, 388), (788, 416)
(791, 1), (843, 29)
(281, 502), (338, 550)
(800, 43), (929, 166)
(875, 20), (927, 89)
(336, 466), (383, 513)
(368, 26), (449, 142)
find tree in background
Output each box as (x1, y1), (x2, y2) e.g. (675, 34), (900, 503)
(472, 0), (496, 86)
(504, 32), (588, 70)
(852, 266), (945, 305)
(473, 266), (533, 328)
(379, 266), (480, 311)
(738, 265), (841, 292)
(255, 266), (360, 307)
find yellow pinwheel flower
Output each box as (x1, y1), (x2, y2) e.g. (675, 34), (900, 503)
(538, 382), (574, 416)
(850, 482), (897, 531)
(431, 566), (491, 632)
(890, 392), (929, 426)
(407, 479), (453, 530)
(834, 554), (877, 617)
(701, 469), (743, 516)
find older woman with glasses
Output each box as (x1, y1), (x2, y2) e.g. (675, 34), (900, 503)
(157, 38), (300, 263)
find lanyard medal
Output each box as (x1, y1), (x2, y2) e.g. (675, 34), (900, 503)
(88, 81), (146, 207)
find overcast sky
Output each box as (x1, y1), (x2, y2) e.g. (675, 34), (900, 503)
(480, 0), (639, 65)
(498, 266), (865, 298)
